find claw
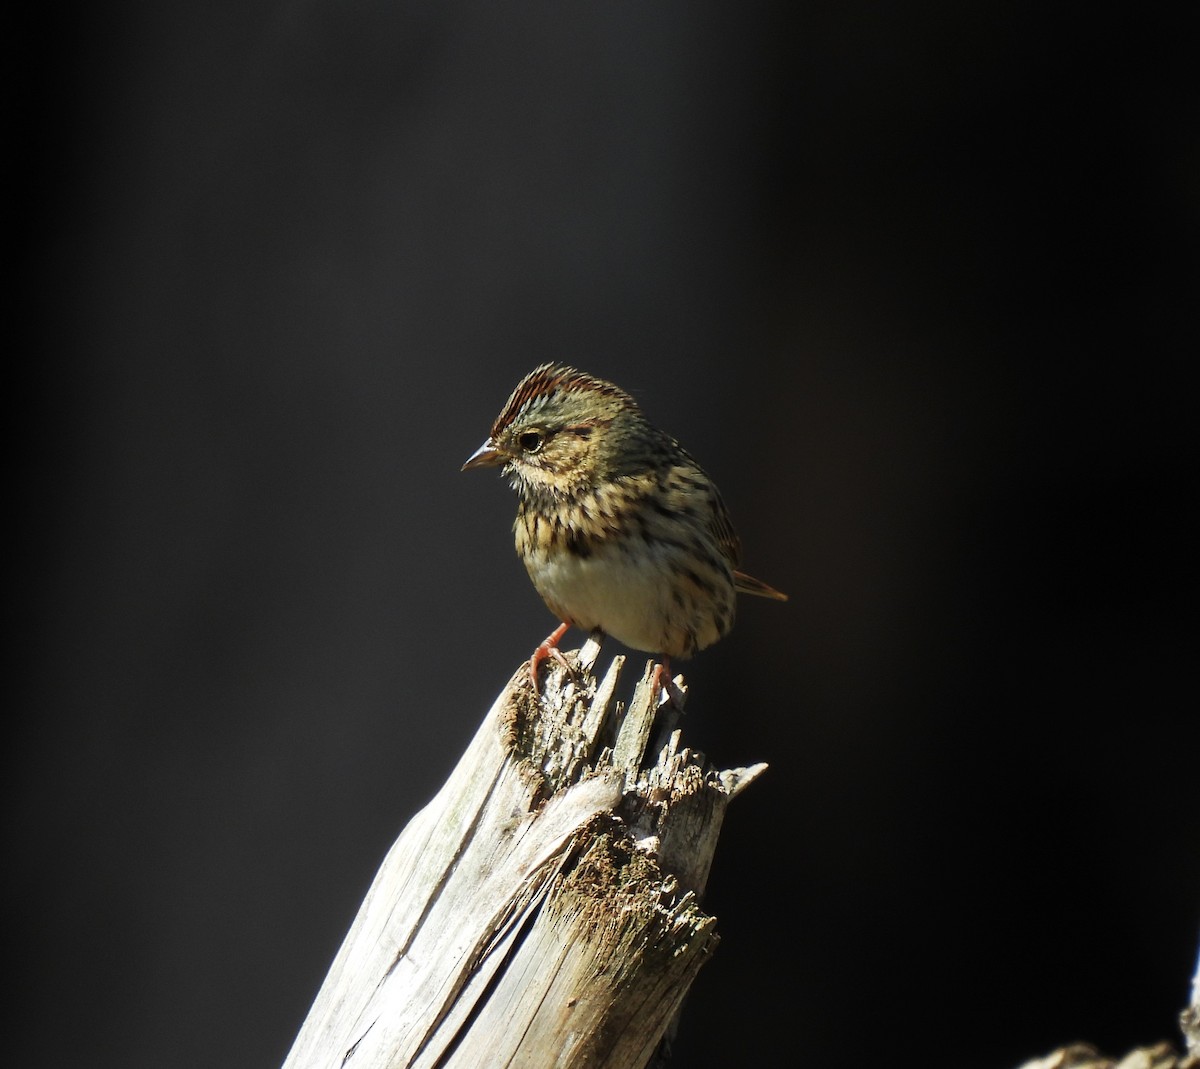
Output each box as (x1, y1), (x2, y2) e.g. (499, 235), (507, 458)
(651, 658), (683, 707)
(529, 621), (572, 694)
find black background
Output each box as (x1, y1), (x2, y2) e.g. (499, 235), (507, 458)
(13, 4), (1198, 1068)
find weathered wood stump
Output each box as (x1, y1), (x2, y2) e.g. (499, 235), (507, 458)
(283, 636), (765, 1069)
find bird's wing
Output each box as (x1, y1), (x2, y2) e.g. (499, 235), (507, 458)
(671, 445), (787, 601)
(706, 484), (744, 569)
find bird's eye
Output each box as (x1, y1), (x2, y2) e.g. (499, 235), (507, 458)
(518, 430), (544, 453)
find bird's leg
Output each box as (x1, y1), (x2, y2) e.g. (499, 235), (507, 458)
(529, 621), (573, 694)
(651, 657), (683, 707)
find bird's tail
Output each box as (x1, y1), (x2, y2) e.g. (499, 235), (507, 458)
(734, 570), (788, 601)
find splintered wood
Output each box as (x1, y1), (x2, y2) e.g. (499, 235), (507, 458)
(282, 637), (765, 1069)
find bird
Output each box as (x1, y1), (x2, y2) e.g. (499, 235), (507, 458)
(462, 363), (786, 699)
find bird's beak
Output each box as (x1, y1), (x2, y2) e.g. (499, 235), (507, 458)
(461, 437), (506, 471)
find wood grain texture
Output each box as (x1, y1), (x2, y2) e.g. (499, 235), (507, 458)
(282, 636), (765, 1069)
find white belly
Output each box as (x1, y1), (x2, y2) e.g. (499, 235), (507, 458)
(522, 539), (729, 657)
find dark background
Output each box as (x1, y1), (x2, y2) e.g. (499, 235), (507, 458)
(13, 3), (1197, 1068)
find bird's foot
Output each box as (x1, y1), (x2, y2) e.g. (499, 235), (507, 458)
(529, 621), (573, 694)
(651, 659), (684, 708)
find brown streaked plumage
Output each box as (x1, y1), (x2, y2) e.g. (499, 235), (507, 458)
(463, 363), (786, 696)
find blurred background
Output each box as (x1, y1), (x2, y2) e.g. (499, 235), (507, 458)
(13, 3), (1197, 1067)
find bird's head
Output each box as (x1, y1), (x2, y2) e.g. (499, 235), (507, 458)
(462, 364), (652, 498)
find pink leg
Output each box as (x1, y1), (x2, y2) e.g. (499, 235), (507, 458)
(529, 621), (572, 694)
(651, 657), (678, 706)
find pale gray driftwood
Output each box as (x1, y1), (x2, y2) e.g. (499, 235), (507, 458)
(1185, 948), (1200, 1058)
(282, 636), (765, 1069)
(1016, 946), (1200, 1069)
(1016, 1043), (1199, 1069)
